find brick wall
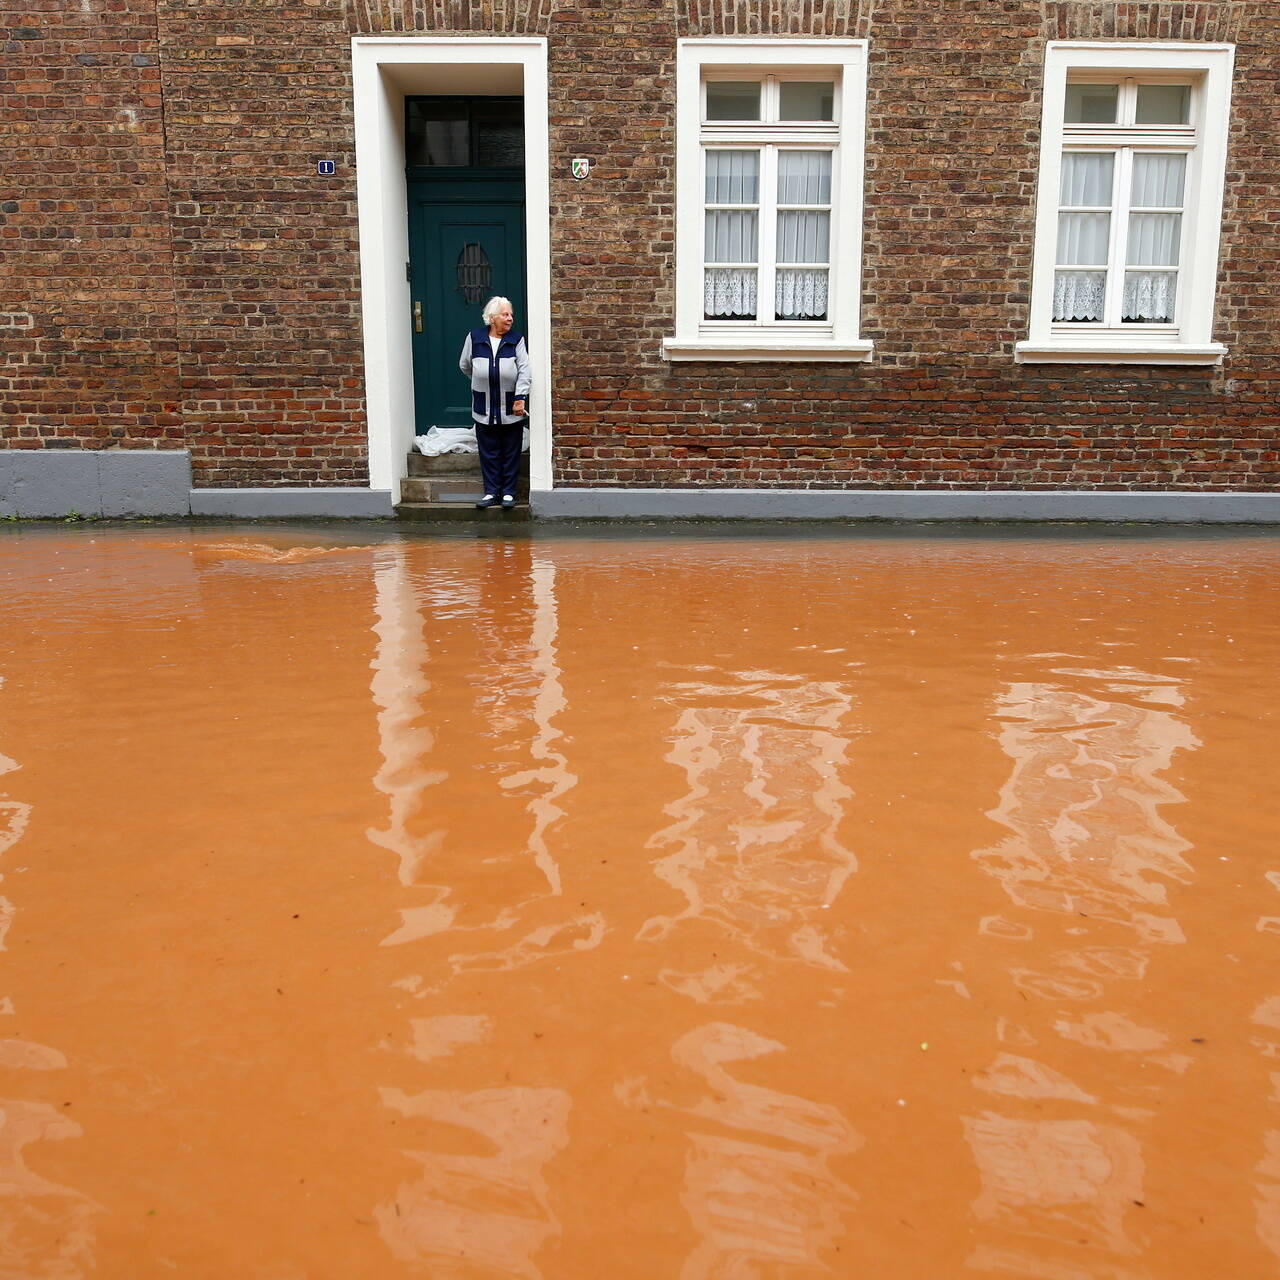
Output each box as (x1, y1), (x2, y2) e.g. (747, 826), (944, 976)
(2, 0), (1277, 491)
(0, 0), (181, 451)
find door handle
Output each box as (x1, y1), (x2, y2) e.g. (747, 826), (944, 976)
(413, 300), (423, 333)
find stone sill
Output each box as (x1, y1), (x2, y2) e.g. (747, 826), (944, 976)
(662, 338), (875, 363)
(1014, 341), (1227, 366)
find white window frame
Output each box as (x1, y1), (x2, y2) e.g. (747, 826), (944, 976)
(1017, 42), (1233, 366)
(664, 39), (872, 363)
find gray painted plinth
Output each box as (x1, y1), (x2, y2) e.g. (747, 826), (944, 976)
(190, 487), (394, 518)
(0, 449), (192, 517)
(531, 488), (1280, 523)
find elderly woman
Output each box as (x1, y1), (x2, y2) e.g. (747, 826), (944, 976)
(458, 296), (531, 510)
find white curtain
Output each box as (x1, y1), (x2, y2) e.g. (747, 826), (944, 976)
(1127, 213), (1180, 266)
(1122, 271), (1177, 322)
(705, 268), (757, 319)
(1056, 212), (1110, 266)
(776, 269), (828, 320)
(704, 210), (757, 263)
(705, 150), (759, 204)
(1053, 270), (1106, 322)
(1059, 152), (1114, 207)
(777, 151), (832, 205)
(1131, 153), (1186, 208)
(776, 211), (830, 264)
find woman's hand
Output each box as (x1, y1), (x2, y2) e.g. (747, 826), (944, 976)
(513, 399), (526, 416)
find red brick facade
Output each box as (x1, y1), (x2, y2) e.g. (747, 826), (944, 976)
(2, 0), (1276, 491)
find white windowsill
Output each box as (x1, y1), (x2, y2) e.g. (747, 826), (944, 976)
(663, 337), (875, 363)
(1014, 340), (1227, 366)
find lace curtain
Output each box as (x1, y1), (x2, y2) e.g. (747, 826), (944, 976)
(1122, 272), (1177, 323)
(776, 270), (828, 321)
(704, 268), (757, 319)
(1053, 271), (1106, 322)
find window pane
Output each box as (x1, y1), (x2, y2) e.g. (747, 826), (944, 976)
(476, 120), (523, 166)
(779, 81), (835, 121)
(1131, 153), (1185, 208)
(406, 99), (468, 166)
(1059, 152), (1114, 207)
(705, 268), (757, 319)
(1127, 213), (1181, 266)
(1136, 84), (1190, 125)
(776, 269), (828, 320)
(777, 210), (830, 263)
(704, 210), (758, 263)
(1123, 271), (1177, 322)
(705, 151), (759, 205)
(706, 82), (761, 121)
(1056, 212), (1111, 266)
(1053, 270), (1106, 322)
(1064, 83), (1118, 124)
(777, 151), (832, 205)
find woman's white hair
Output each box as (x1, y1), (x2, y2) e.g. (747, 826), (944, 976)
(482, 296), (513, 325)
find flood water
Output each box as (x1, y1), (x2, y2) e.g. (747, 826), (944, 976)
(1, 523), (1278, 1279)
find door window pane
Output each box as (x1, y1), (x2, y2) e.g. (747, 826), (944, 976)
(1065, 83), (1118, 123)
(1136, 84), (1190, 125)
(779, 82), (835, 121)
(406, 100), (469, 166)
(706, 82), (761, 121)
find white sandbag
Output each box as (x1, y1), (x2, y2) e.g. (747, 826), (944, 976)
(414, 426), (531, 455)
(415, 427), (478, 456)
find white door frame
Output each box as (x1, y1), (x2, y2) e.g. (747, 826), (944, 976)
(351, 36), (552, 503)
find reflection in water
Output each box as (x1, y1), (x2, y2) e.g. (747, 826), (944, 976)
(967, 670), (1197, 1274)
(621, 1023), (860, 1278)
(1254, 908), (1280, 1262)
(368, 550), (579, 963)
(975, 674), (1196, 945)
(378, 1020), (570, 1279)
(0, 689), (99, 1275)
(367, 549), (577, 1275)
(640, 672), (857, 974)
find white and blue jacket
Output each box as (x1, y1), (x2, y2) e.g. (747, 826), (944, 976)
(459, 329), (532, 427)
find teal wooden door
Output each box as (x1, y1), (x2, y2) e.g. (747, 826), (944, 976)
(408, 181), (526, 433)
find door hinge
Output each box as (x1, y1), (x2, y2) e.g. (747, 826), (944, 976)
(405, 261), (411, 282)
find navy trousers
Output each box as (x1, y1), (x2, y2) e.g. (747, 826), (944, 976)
(475, 420), (523, 498)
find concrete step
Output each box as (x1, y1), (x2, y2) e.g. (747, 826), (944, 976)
(407, 448), (531, 478)
(400, 476), (489, 502)
(395, 501), (532, 522)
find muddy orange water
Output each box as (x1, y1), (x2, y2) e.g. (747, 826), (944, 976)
(2, 524), (1279, 1279)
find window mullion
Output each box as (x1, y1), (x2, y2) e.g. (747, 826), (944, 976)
(1104, 147), (1131, 326)
(759, 145), (779, 328)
